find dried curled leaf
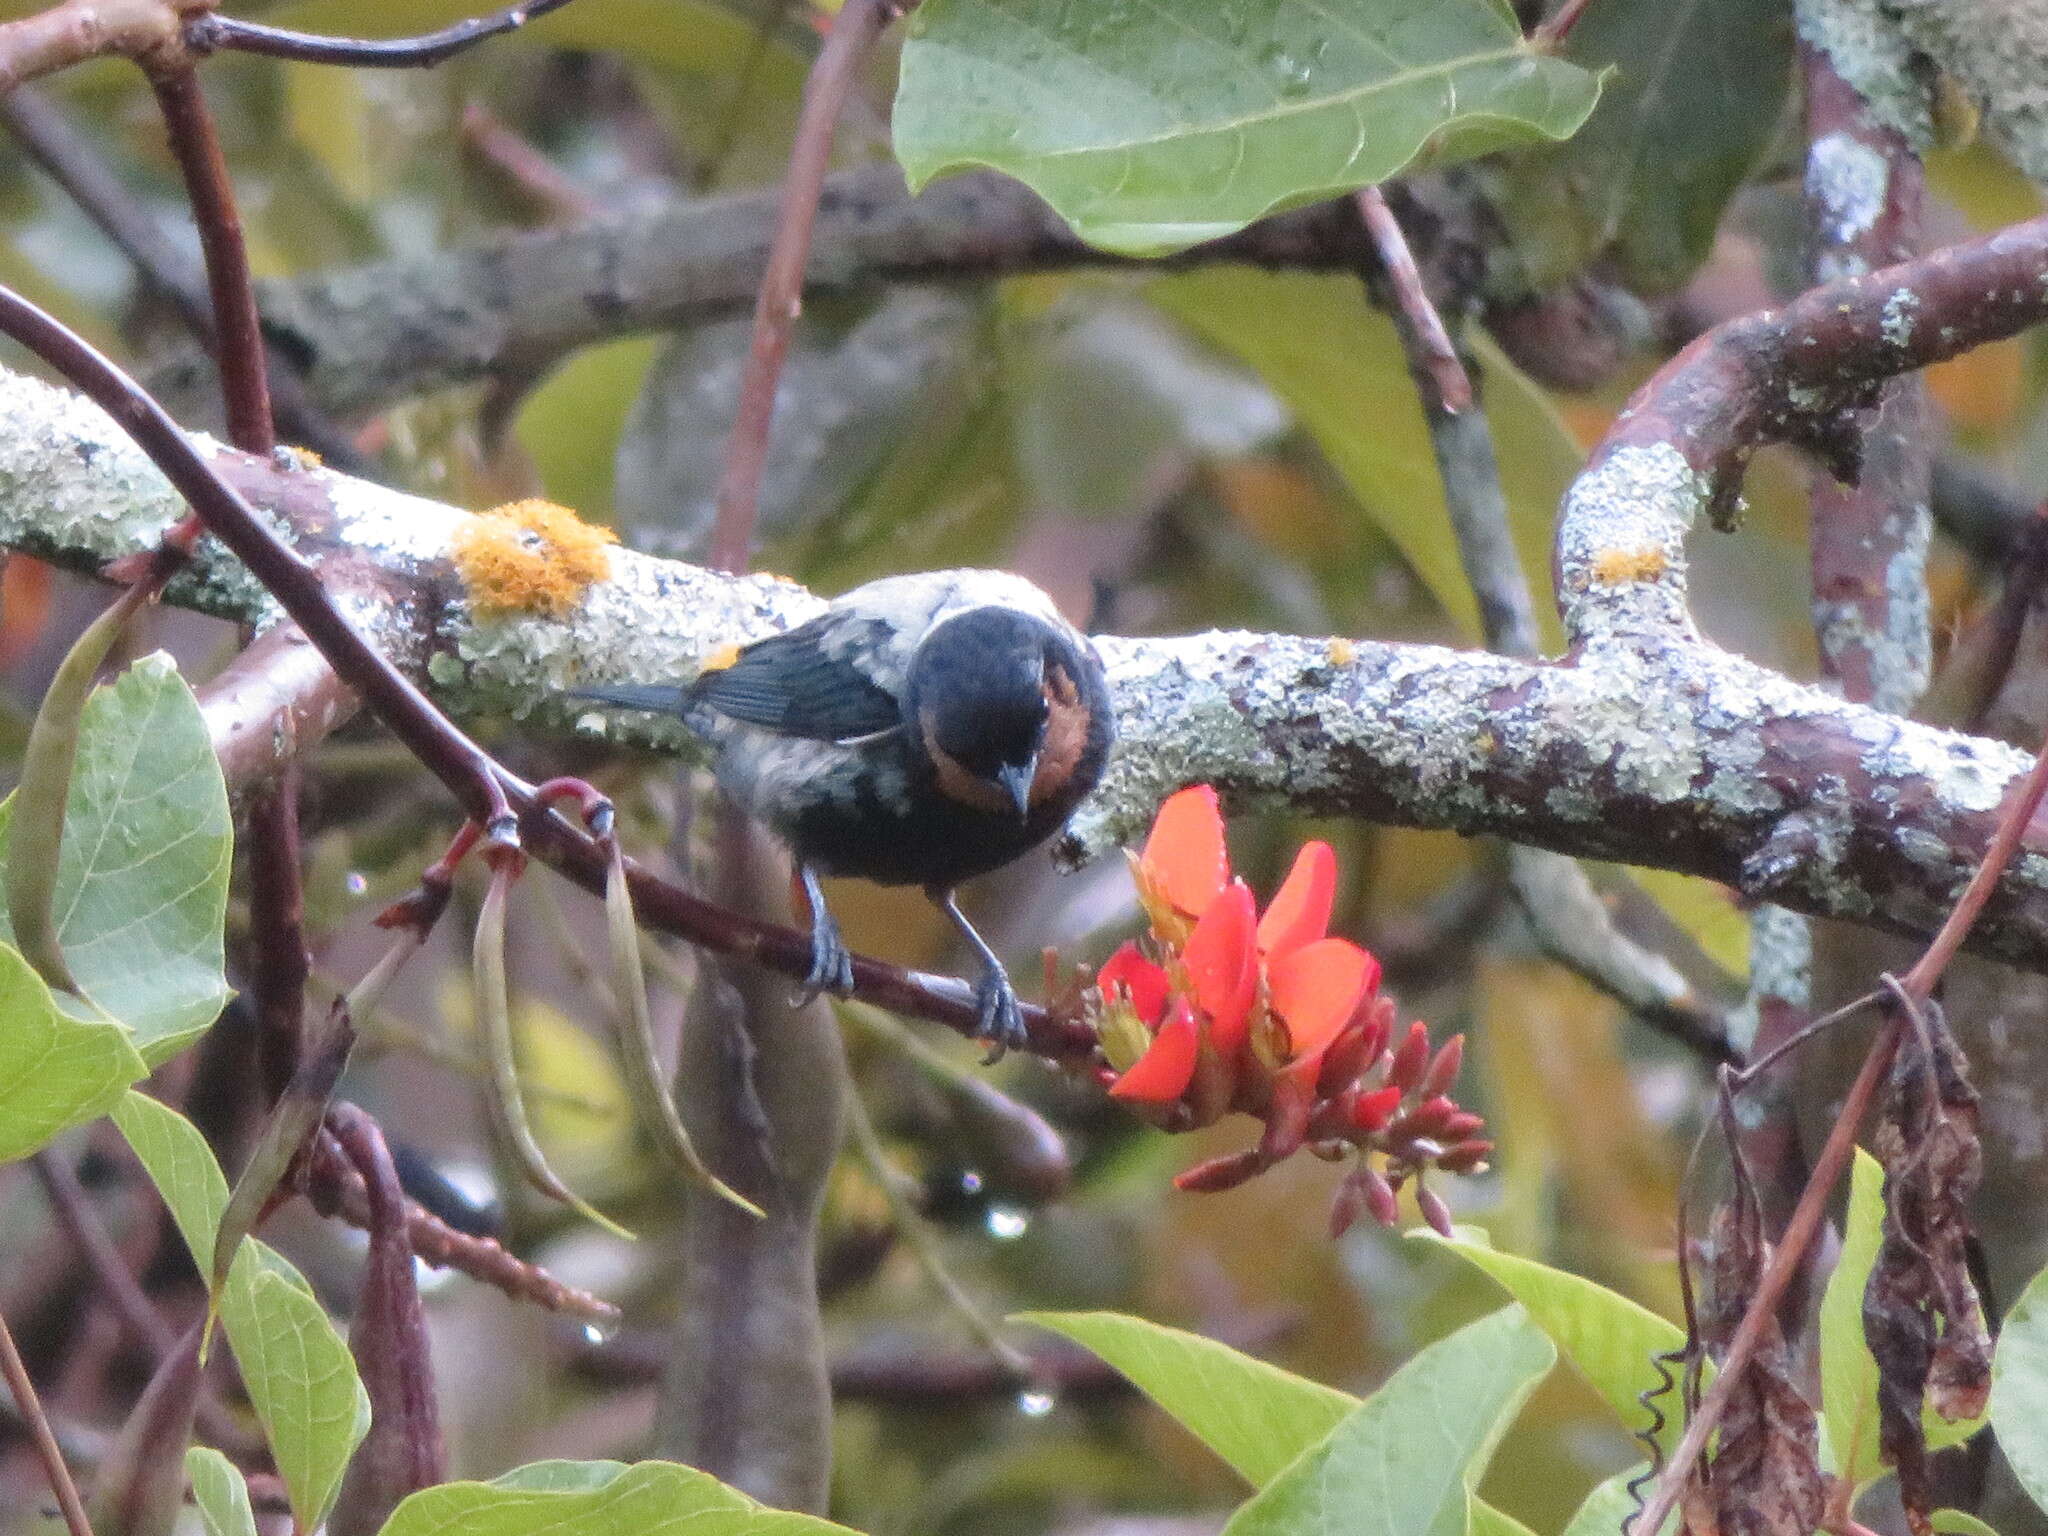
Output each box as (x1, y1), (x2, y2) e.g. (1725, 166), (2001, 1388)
(1866, 1000), (1991, 1535)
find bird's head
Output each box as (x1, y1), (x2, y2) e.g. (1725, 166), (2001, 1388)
(907, 607), (1092, 823)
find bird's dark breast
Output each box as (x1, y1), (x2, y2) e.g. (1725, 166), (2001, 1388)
(791, 710), (1110, 889)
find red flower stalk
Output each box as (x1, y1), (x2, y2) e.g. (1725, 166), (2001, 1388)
(1089, 786), (1489, 1237)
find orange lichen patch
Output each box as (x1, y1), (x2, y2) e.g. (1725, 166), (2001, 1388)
(452, 498), (617, 618)
(697, 641), (743, 674)
(1325, 637), (1356, 667)
(1589, 546), (1669, 584)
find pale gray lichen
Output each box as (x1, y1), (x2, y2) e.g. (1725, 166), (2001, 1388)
(1881, 287), (1921, 350)
(1555, 443), (1712, 643)
(1805, 131), (1893, 280)
(1795, 0), (1937, 149)
(1733, 904), (1815, 1053)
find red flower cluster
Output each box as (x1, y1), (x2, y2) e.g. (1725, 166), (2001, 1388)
(1091, 786), (1490, 1236)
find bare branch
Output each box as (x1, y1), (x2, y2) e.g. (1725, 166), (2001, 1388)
(185, 0), (579, 69)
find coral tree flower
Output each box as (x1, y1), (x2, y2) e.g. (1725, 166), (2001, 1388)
(1105, 787), (1378, 1104)
(1091, 785), (1487, 1237)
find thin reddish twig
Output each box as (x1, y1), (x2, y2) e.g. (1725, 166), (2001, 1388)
(1354, 185), (1471, 413)
(185, 0), (581, 69)
(708, 0), (908, 572)
(0, 1305), (95, 1536)
(1633, 721), (2048, 1536)
(1531, 0), (1598, 49)
(149, 68), (273, 451)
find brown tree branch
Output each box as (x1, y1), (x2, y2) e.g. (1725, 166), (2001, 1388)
(185, 0), (579, 69)
(709, 0), (909, 570)
(0, 1303), (95, 1536)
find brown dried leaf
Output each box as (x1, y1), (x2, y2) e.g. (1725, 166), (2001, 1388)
(1865, 998), (1990, 1535)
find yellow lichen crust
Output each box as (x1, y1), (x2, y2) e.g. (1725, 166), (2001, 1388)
(1325, 637), (1356, 667)
(1589, 547), (1669, 585)
(452, 498), (618, 618)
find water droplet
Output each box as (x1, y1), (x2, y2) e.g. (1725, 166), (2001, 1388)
(581, 1322), (613, 1346)
(985, 1204), (1029, 1241)
(958, 1169), (985, 1196)
(1258, 40), (1315, 98)
(345, 871), (368, 896)
(1016, 1388), (1056, 1418)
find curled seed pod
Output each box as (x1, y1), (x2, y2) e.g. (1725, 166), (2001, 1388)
(1387, 1020), (1432, 1092)
(1419, 1033), (1466, 1099)
(475, 857), (634, 1241)
(603, 840), (762, 1218)
(8, 583), (149, 996)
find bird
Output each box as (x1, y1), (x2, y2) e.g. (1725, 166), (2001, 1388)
(572, 569), (1115, 1057)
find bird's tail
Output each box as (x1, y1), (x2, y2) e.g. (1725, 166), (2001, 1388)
(566, 683), (689, 715)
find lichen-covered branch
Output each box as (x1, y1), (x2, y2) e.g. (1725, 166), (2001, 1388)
(7, 360), (2048, 978)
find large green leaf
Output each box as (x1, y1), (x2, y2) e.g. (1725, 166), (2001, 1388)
(1224, 1306), (1555, 1536)
(1822, 1148), (1988, 1489)
(112, 1092), (370, 1532)
(187, 1447), (260, 1536)
(1153, 268), (1577, 644)
(375, 1458), (858, 1536)
(895, 0), (1601, 256)
(0, 654), (232, 1062)
(1017, 1310), (1356, 1487)
(1418, 1230), (1685, 1453)
(1496, 0), (1793, 291)
(0, 941), (145, 1162)
(1990, 1248), (2048, 1513)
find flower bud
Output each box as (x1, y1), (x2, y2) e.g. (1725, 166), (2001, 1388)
(1387, 1020), (1432, 1092)
(1436, 1139), (1493, 1174)
(1349, 1084), (1403, 1135)
(1173, 1149), (1265, 1193)
(1361, 1164), (1400, 1227)
(1417, 1184), (1453, 1237)
(1419, 1033), (1465, 1099)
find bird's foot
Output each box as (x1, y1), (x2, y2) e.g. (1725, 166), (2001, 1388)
(794, 904), (855, 1005)
(970, 963), (1029, 1064)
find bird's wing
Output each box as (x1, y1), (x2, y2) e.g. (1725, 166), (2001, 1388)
(689, 612), (904, 742)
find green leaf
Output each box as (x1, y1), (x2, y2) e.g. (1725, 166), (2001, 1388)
(1417, 1229), (1684, 1451)
(895, 0), (1602, 256)
(1991, 1253), (2048, 1515)
(112, 1092), (370, 1531)
(1224, 1306), (1555, 1536)
(187, 1447), (260, 1536)
(1017, 1310), (1355, 1487)
(375, 1458), (860, 1536)
(1822, 1149), (1985, 1488)
(0, 941), (146, 1162)
(0, 654), (232, 1062)
(1471, 1496), (1541, 1536)
(1495, 0), (1793, 291)
(1562, 1467), (1675, 1536)
(1932, 1511), (2002, 1536)
(1151, 269), (1576, 644)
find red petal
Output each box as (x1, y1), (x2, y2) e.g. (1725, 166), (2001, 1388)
(1350, 1084), (1403, 1134)
(1182, 882), (1259, 1055)
(1140, 785), (1229, 920)
(1096, 941), (1171, 1027)
(1267, 939), (1377, 1062)
(1108, 999), (1199, 1103)
(1256, 841), (1336, 957)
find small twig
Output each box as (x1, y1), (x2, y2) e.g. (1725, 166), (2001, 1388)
(708, 0), (909, 571)
(459, 102), (600, 222)
(1354, 186), (1471, 414)
(303, 1128), (620, 1321)
(0, 1304), (95, 1536)
(148, 68), (273, 451)
(30, 1153), (177, 1360)
(1530, 0), (1599, 49)
(185, 0), (581, 69)
(1632, 718), (2048, 1536)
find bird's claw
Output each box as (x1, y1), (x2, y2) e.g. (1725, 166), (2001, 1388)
(794, 907), (855, 1006)
(970, 965), (1029, 1064)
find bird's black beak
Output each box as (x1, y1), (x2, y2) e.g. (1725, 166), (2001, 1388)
(995, 758), (1036, 823)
